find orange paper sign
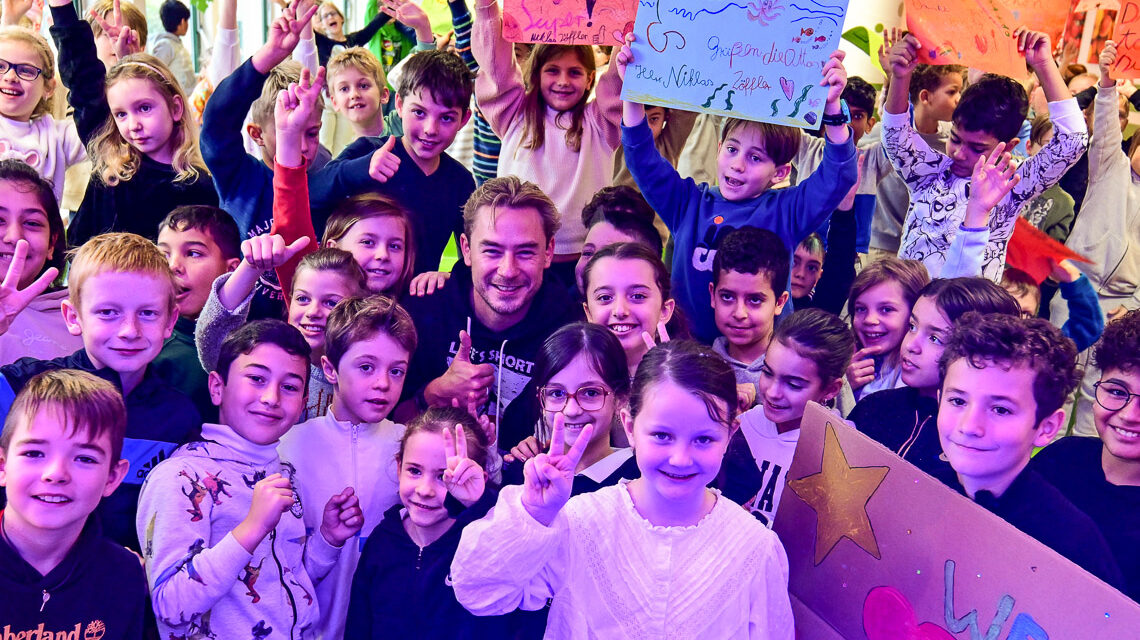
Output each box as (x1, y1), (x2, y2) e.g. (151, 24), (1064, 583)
(1004, 0), (1070, 43)
(1111, 0), (1140, 78)
(906, 0), (1026, 78)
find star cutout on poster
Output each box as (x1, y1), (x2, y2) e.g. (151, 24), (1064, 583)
(787, 422), (890, 565)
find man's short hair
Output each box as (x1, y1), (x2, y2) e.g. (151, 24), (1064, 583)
(939, 312), (1079, 424)
(1, 370), (127, 464)
(159, 0), (190, 33)
(720, 119), (800, 166)
(462, 176), (560, 242)
(712, 226), (790, 297)
(324, 295), (418, 370)
(68, 233), (178, 313)
(396, 49), (475, 111)
(215, 319), (311, 383)
(158, 205), (242, 262)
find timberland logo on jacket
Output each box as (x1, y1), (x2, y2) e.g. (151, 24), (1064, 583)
(2, 620), (105, 640)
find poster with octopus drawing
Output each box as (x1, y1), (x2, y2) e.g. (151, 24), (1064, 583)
(620, 0), (850, 128)
(773, 403), (1140, 639)
(502, 0), (639, 45)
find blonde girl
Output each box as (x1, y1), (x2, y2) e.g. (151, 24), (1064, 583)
(49, 0), (216, 246)
(0, 27), (86, 204)
(472, 1), (623, 285)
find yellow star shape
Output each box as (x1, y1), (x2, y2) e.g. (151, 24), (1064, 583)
(788, 423), (890, 565)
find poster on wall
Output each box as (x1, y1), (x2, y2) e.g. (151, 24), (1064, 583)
(620, 0), (851, 128)
(772, 403), (1140, 639)
(501, 0), (639, 45)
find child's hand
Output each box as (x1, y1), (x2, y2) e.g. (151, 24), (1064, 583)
(1100, 40), (1117, 87)
(614, 32), (635, 81)
(424, 330), (495, 408)
(736, 383), (757, 414)
(1014, 28), (1053, 71)
(964, 142), (1019, 228)
(845, 347), (878, 391)
(241, 234), (311, 272)
(275, 67), (327, 140)
(0, 240), (58, 337)
(234, 473), (294, 552)
(1049, 258), (1081, 284)
(819, 49), (848, 107)
(381, 0), (432, 43)
(266, 0), (319, 61)
(504, 435), (544, 464)
(369, 137), (402, 183)
(408, 270), (450, 296)
(521, 413), (592, 526)
(451, 391), (497, 444)
(112, 26), (143, 59)
(877, 27), (902, 72)
(838, 150), (865, 210)
(1, 0), (34, 26)
(886, 33), (921, 79)
(639, 319), (671, 351)
(443, 424), (486, 507)
(320, 487), (364, 547)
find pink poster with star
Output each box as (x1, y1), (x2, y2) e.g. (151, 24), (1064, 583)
(773, 403), (1140, 639)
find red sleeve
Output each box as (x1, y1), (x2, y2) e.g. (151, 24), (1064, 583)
(271, 161), (318, 303)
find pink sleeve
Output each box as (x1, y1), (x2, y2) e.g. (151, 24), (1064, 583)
(585, 60), (623, 150)
(471, 1), (527, 137)
(271, 161), (318, 301)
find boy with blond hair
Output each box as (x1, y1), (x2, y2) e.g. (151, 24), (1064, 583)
(0, 369), (148, 638)
(0, 233), (202, 549)
(327, 46), (391, 140)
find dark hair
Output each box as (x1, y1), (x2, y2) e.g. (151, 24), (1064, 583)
(215, 319), (312, 383)
(583, 242), (671, 301)
(158, 205), (242, 262)
(0, 159), (65, 282)
(953, 74), (1029, 142)
(629, 340), (737, 427)
(999, 267), (1041, 313)
(842, 76), (877, 117)
(522, 45), (595, 152)
(1061, 63), (1088, 85)
(400, 406), (489, 469)
(939, 313), (1079, 424)
(712, 226), (790, 296)
(1095, 310), (1140, 374)
(397, 49), (475, 112)
(772, 309), (855, 383)
(2, 369), (127, 464)
(847, 257), (930, 328)
(909, 63), (965, 104)
(797, 232), (825, 258)
(324, 295), (417, 370)
(533, 322), (630, 428)
(918, 277), (1020, 324)
(159, 0), (190, 33)
(322, 193), (416, 296)
(293, 248), (368, 297)
(720, 118), (800, 165)
(580, 186), (663, 256)
(1028, 114), (1053, 148)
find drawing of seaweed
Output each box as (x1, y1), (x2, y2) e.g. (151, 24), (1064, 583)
(702, 84), (728, 107)
(724, 89), (736, 110)
(787, 85), (812, 117)
(771, 99), (781, 116)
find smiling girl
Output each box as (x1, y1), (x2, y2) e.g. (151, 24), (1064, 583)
(48, 0), (216, 247)
(473, 1), (623, 286)
(452, 340), (794, 639)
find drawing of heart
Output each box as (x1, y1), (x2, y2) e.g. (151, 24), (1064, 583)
(610, 21), (635, 45)
(780, 77), (794, 101)
(863, 586), (955, 640)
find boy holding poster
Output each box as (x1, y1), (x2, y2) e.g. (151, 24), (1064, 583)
(881, 29), (1087, 284)
(614, 38), (857, 342)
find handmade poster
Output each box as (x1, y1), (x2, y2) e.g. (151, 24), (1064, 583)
(1004, 0), (1070, 43)
(1111, 0), (1140, 77)
(772, 403), (1140, 639)
(501, 0), (638, 45)
(620, 0), (851, 128)
(1088, 8), (1120, 62)
(905, 0), (1026, 79)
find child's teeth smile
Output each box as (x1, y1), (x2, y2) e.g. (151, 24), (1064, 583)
(609, 323), (637, 334)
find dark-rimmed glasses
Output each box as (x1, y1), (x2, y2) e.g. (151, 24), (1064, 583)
(1094, 381), (1140, 412)
(538, 385), (610, 412)
(0, 58), (44, 82)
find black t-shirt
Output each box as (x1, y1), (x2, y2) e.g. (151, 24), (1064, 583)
(848, 386), (950, 476)
(1031, 436), (1140, 602)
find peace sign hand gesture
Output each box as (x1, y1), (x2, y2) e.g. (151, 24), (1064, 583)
(443, 424), (486, 507)
(521, 413), (593, 526)
(0, 240), (57, 337)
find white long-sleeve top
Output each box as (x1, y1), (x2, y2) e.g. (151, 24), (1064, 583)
(277, 410), (404, 640)
(0, 112), (86, 203)
(451, 482), (794, 640)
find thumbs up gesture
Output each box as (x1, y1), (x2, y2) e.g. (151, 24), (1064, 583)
(424, 330), (497, 409)
(241, 234), (311, 272)
(369, 136), (402, 183)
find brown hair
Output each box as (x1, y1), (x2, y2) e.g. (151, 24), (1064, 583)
(324, 295), (418, 370)
(292, 247), (368, 297)
(720, 118), (801, 166)
(67, 232), (178, 312)
(399, 406), (489, 469)
(0, 27), (56, 119)
(322, 194), (415, 296)
(462, 176), (560, 242)
(521, 45), (595, 153)
(2, 369), (127, 464)
(846, 256), (930, 330)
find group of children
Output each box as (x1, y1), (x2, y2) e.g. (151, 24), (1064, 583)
(0, 0), (1137, 637)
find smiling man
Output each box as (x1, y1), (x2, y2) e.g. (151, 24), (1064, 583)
(397, 177), (583, 469)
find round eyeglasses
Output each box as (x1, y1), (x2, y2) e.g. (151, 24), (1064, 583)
(0, 58), (44, 82)
(1093, 381), (1140, 412)
(538, 385), (610, 412)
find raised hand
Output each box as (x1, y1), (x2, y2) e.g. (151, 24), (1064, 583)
(0, 240), (58, 337)
(276, 67), (326, 133)
(520, 413), (593, 526)
(233, 473), (294, 552)
(845, 346), (878, 391)
(819, 49), (848, 105)
(614, 31), (635, 81)
(89, 0), (127, 42)
(381, 0), (432, 43)
(369, 136), (402, 183)
(112, 25), (143, 59)
(877, 27), (902, 72)
(451, 391), (496, 445)
(1014, 27), (1053, 71)
(1049, 258), (1081, 284)
(267, 0), (319, 60)
(1100, 40), (1118, 87)
(886, 33), (920, 79)
(241, 234), (311, 272)
(408, 270), (450, 297)
(964, 142), (1019, 228)
(443, 424), (486, 506)
(1, 0), (34, 26)
(425, 330), (495, 408)
(320, 487), (364, 546)
(504, 435), (544, 464)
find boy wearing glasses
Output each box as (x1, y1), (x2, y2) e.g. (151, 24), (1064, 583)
(1032, 310), (1140, 600)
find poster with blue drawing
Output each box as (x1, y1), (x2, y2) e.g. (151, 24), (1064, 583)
(621, 0), (851, 128)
